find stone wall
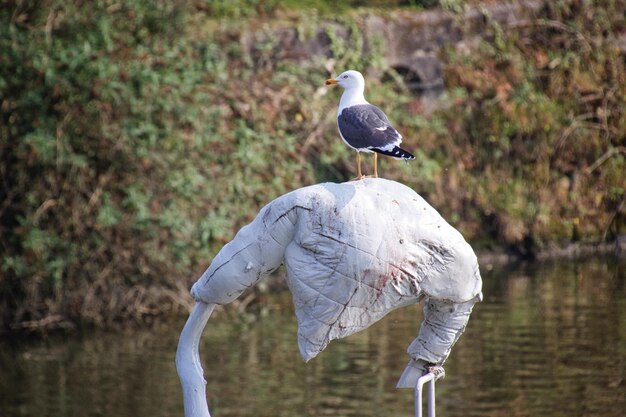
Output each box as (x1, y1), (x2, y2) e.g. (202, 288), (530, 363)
(240, 1), (548, 92)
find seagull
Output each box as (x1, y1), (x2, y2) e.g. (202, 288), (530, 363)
(325, 70), (415, 179)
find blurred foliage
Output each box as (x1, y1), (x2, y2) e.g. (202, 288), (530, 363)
(0, 0), (624, 332)
(424, 1), (626, 252)
(0, 0), (306, 330)
(201, 0), (440, 17)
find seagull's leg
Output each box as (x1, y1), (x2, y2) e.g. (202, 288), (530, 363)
(355, 152), (363, 180)
(361, 153), (377, 179)
(373, 153), (378, 178)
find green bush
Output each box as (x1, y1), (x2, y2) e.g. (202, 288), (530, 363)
(426, 2), (626, 249)
(0, 0), (274, 330)
(0, 0), (623, 332)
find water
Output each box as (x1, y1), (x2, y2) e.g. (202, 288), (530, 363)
(1, 257), (624, 417)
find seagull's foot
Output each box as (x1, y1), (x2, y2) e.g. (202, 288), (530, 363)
(349, 174), (379, 181)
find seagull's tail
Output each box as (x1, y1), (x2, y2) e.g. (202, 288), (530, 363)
(372, 146), (415, 160)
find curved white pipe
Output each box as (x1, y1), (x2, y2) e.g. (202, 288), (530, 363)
(176, 301), (215, 417)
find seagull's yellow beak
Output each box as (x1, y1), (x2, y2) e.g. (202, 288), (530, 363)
(325, 78), (338, 85)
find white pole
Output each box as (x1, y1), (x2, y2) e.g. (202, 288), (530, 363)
(176, 301), (215, 417)
(414, 373), (436, 417)
(427, 375), (436, 417)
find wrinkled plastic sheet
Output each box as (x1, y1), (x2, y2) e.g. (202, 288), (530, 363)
(191, 179), (482, 364)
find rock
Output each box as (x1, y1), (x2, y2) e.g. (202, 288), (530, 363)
(190, 179), (482, 363)
(179, 179), (483, 417)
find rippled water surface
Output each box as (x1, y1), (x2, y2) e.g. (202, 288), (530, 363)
(1, 257), (624, 417)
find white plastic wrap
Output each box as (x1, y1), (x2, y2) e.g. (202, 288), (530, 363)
(191, 178), (482, 372)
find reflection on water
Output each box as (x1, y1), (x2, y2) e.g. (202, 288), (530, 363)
(1, 257), (624, 417)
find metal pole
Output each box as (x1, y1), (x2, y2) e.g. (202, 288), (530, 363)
(414, 373), (436, 417)
(427, 374), (436, 417)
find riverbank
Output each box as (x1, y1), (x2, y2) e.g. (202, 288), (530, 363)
(1, 1), (624, 333)
(477, 238), (625, 267)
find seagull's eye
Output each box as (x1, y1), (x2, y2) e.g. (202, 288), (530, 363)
(343, 75), (348, 79)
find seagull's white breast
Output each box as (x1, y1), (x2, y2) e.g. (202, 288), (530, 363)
(337, 88), (368, 116)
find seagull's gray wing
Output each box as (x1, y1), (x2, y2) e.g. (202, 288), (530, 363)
(337, 104), (402, 151)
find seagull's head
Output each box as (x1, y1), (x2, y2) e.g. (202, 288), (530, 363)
(325, 70), (365, 91)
